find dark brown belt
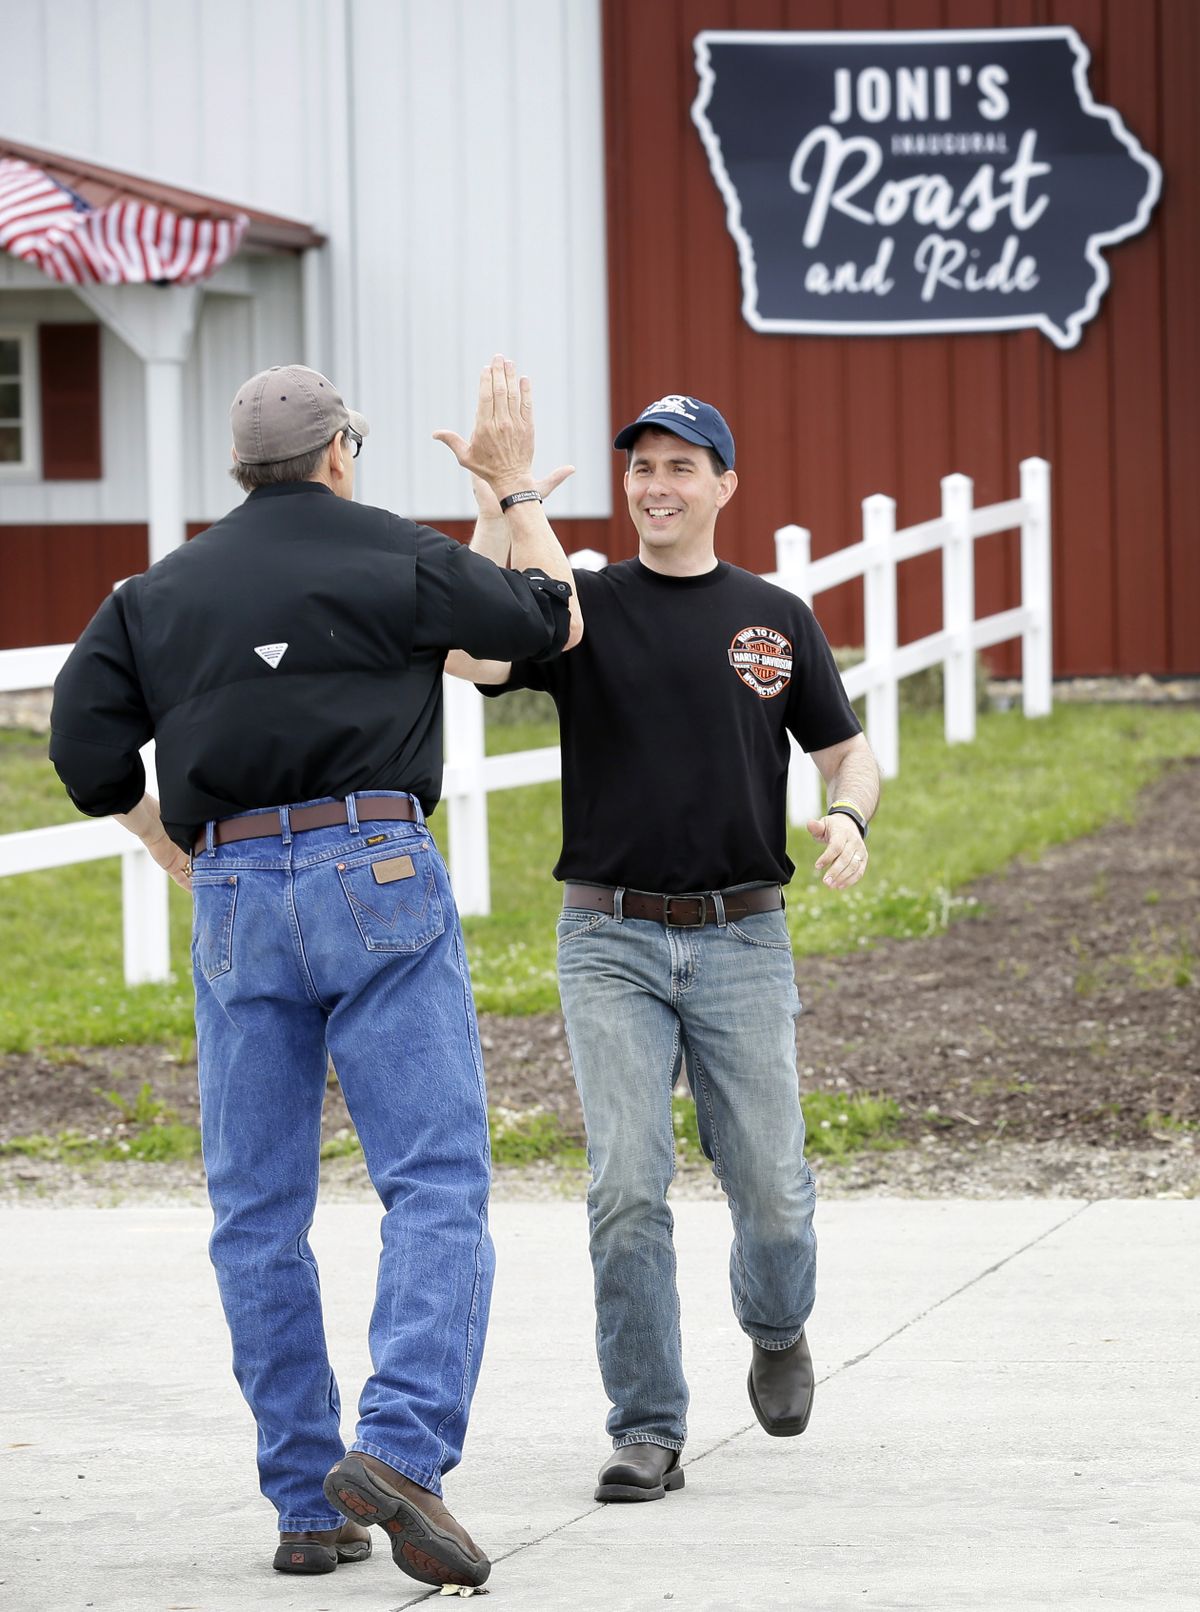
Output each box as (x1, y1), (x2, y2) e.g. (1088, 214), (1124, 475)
(562, 883), (783, 928)
(194, 795), (417, 853)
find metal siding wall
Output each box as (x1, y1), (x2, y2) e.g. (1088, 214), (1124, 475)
(0, 524), (148, 647)
(1, 0), (330, 221)
(1160, 0), (1200, 667)
(1104, 0), (1168, 674)
(346, 0), (611, 520)
(0, 274), (304, 527)
(0, 0), (611, 526)
(601, 0), (1197, 675)
(184, 259), (305, 520)
(0, 292), (146, 523)
(1, 0), (328, 537)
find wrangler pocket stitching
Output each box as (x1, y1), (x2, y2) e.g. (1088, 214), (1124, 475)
(337, 854), (444, 954)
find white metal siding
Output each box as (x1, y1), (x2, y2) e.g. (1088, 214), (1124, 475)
(0, 258), (302, 525)
(3, 0), (329, 223)
(344, 0), (611, 520)
(0, 0), (611, 524)
(0, 282), (144, 523)
(184, 258), (305, 521)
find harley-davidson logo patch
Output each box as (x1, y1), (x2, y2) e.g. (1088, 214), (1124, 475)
(728, 625), (793, 698)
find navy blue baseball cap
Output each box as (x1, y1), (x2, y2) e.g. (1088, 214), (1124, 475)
(614, 394), (735, 470)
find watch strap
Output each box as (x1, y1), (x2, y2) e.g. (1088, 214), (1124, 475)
(827, 801), (868, 839)
(498, 489), (543, 513)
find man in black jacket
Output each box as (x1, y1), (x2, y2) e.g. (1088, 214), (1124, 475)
(50, 356), (581, 1589)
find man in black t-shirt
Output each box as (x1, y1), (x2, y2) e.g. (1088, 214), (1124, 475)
(453, 395), (880, 1502)
(50, 358), (581, 1587)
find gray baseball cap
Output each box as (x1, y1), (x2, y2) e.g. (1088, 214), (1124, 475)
(230, 364), (369, 464)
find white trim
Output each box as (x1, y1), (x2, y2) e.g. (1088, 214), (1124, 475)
(690, 26), (1162, 351)
(0, 324), (41, 479)
(0, 642), (72, 693)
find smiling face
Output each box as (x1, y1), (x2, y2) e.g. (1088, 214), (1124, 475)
(623, 427), (738, 575)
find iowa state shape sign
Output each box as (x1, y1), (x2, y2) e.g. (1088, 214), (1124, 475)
(691, 27), (1161, 348)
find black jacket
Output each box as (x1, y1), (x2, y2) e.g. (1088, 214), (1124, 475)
(50, 482), (570, 849)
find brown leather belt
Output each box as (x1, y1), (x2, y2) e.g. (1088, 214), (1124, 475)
(194, 796), (417, 853)
(562, 882), (783, 928)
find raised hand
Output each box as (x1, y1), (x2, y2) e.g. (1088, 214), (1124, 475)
(434, 355), (537, 499)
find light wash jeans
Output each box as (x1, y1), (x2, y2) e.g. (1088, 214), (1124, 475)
(191, 793), (493, 1530)
(556, 897), (816, 1451)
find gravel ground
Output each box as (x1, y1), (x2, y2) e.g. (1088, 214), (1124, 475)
(3, 1135), (1196, 1207)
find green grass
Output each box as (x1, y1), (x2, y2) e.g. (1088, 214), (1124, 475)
(1120, 929), (1196, 990)
(673, 1090), (901, 1162)
(0, 1080), (202, 1163)
(0, 1121), (203, 1164)
(319, 1106), (588, 1170)
(1142, 1110), (1199, 1138)
(488, 1106), (588, 1168)
(1, 704), (1198, 1047)
(467, 702), (1200, 1010)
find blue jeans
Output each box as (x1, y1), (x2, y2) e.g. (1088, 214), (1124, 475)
(556, 898), (816, 1450)
(191, 793), (493, 1531)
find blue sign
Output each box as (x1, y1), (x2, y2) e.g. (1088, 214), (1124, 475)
(692, 28), (1161, 349)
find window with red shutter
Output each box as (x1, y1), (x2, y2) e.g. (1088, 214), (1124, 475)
(38, 323), (102, 481)
(0, 328), (36, 472)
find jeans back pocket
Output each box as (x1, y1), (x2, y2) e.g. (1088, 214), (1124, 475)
(337, 847), (445, 953)
(192, 874), (238, 982)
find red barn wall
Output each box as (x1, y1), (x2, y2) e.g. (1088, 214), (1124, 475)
(598, 0), (1198, 676)
(0, 526), (149, 649)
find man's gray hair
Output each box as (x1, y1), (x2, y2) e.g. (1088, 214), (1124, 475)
(230, 431), (348, 493)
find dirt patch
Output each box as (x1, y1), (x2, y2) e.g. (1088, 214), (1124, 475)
(2, 759), (1197, 1194)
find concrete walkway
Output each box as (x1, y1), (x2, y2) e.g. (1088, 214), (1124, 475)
(1, 1199), (1196, 1612)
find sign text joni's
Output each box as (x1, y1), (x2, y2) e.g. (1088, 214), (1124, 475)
(691, 29), (1161, 348)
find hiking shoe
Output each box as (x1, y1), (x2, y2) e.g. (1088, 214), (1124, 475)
(272, 1520), (371, 1574)
(324, 1451), (490, 1587)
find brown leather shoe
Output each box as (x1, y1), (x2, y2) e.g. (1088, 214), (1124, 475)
(323, 1451), (490, 1587)
(595, 1443), (685, 1502)
(748, 1331), (815, 1436)
(272, 1519), (372, 1575)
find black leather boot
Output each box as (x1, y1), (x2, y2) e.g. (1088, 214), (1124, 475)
(595, 1442), (685, 1502)
(748, 1332), (815, 1436)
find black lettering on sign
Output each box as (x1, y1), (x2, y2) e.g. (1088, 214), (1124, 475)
(691, 27), (1160, 348)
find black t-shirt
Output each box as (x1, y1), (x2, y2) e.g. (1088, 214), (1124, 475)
(483, 557), (860, 891)
(50, 481), (571, 850)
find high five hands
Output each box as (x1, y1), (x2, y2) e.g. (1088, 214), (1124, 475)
(807, 814), (868, 890)
(434, 354), (543, 501)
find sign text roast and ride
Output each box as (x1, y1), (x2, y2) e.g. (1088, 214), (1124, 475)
(692, 28), (1161, 348)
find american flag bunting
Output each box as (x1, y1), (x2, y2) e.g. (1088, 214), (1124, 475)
(0, 157), (248, 286)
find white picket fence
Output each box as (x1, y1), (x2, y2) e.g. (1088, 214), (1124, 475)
(0, 456), (1051, 972)
(774, 455), (1052, 827)
(0, 643), (171, 984)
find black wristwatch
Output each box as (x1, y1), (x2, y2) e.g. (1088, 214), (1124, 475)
(827, 802), (868, 839)
(499, 489), (543, 513)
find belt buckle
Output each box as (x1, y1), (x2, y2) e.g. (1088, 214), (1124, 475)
(664, 895), (707, 928)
